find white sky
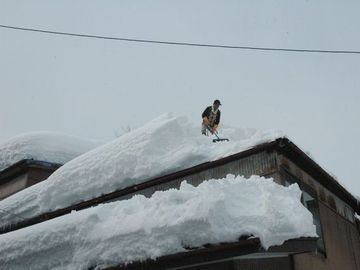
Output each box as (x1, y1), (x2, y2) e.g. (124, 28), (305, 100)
(0, 0), (359, 196)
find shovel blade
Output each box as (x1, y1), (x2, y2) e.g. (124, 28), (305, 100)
(213, 138), (230, 143)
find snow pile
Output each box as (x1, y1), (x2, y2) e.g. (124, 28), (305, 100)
(0, 113), (283, 226)
(0, 131), (100, 172)
(0, 175), (317, 270)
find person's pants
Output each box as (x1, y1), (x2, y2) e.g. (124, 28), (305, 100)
(201, 123), (208, 135)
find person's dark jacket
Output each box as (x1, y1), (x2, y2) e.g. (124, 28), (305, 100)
(202, 106), (221, 126)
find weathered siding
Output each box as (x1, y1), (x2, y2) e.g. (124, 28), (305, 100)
(0, 161), (59, 200)
(27, 167), (55, 187)
(278, 154), (356, 224)
(123, 150), (279, 200)
(0, 168), (55, 201)
(234, 257), (293, 270)
(0, 173), (27, 200)
(293, 202), (360, 270)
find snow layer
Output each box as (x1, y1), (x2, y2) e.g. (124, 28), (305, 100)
(0, 175), (317, 270)
(0, 113), (282, 226)
(0, 131), (100, 172)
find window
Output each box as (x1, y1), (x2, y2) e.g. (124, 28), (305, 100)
(281, 170), (326, 254)
(302, 190), (326, 254)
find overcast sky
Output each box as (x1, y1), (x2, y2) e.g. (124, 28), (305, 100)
(0, 0), (359, 196)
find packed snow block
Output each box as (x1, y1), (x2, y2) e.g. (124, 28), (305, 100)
(0, 113), (282, 227)
(0, 175), (317, 270)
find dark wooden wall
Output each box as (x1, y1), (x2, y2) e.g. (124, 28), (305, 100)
(293, 202), (360, 270)
(0, 166), (56, 200)
(0, 173), (28, 200)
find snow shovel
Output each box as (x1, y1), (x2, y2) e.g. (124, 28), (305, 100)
(206, 125), (229, 143)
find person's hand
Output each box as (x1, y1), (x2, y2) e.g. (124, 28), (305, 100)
(203, 117), (209, 125)
(211, 124), (218, 134)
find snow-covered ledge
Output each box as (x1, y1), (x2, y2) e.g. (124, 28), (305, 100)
(0, 131), (100, 172)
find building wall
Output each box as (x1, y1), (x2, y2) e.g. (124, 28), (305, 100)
(234, 257), (293, 270)
(277, 154), (356, 224)
(0, 166), (56, 200)
(27, 167), (55, 187)
(121, 150), (280, 201)
(277, 154), (360, 270)
(0, 173), (28, 200)
(293, 202), (360, 270)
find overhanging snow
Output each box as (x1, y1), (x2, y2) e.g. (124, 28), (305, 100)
(0, 175), (317, 270)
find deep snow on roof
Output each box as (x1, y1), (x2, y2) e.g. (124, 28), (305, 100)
(0, 131), (100, 172)
(0, 113), (283, 226)
(0, 175), (317, 270)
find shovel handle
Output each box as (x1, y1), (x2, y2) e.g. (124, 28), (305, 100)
(206, 125), (220, 139)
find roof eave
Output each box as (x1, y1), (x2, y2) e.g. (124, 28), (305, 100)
(276, 138), (360, 214)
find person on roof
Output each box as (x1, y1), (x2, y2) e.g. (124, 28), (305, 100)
(201, 100), (221, 135)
